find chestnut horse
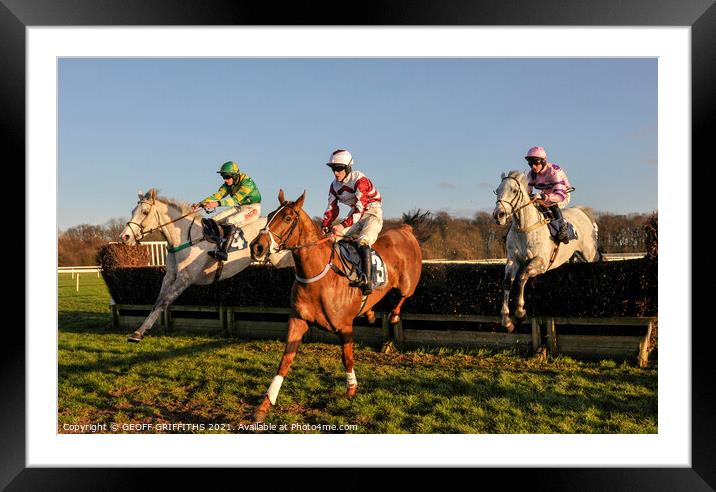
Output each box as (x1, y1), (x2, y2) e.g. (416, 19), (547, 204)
(249, 190), (424, 423)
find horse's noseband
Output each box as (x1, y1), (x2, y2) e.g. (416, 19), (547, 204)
(495, 176), (524, 218)
(259, 205), (300, 253)
(126, 199), (157, 242)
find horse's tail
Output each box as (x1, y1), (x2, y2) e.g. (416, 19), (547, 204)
(575, 206), (604, 261)
(400, 208), (436, 242)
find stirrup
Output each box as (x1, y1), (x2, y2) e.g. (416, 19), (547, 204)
(359, 273), (373, 294)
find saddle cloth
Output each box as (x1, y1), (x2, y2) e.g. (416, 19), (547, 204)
(336, 241), (388, 289)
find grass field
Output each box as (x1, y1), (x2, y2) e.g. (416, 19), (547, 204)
(58, 274), (658, 434)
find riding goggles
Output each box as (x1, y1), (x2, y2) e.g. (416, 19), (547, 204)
(526, 157), (545, 166)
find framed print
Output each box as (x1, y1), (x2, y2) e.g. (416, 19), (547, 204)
(6, 0), (712, 488)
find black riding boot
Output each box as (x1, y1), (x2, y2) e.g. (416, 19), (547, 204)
(208, 225), (236, 261)
(549, 205), (569, 244)
(359, 244), (373, 295)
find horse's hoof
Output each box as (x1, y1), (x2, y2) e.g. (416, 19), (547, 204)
(253, 409), (268, 424)
(389, 314), (400, 325)
(515, 310), (527, 322)
(503, 321), (515, 333)
(346, 384), (358, 400)
(253, 397), (272, 424)
(127, 332), (143, 343)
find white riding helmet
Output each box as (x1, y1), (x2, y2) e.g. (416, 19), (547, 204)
(326, 149), (354, 170)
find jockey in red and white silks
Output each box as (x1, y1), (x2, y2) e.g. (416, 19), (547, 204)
(523, 146), (573, 243)
(321, 150), (383, 247)
(321, 149), (383, 294)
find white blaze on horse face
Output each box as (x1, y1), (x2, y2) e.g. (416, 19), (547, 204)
(258, 205), (286, 257)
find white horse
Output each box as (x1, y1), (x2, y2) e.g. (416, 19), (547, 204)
(492, 171), (602, 332)
(119, 189), (294, 342)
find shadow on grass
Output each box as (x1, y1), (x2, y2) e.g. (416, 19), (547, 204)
(58, 339), (228, 376)
(58, 311), (113, 333)
(351, 370), (657, 424)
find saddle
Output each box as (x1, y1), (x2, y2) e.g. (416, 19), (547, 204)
(201, 218), (248, 250)
(335, 241), (388, 290)
(535, 205), (579, 243)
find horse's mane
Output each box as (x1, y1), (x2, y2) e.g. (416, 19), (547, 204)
(147, 188), (194, 215)
(400, 208), (436, 242)
(506, 170), (528, 190)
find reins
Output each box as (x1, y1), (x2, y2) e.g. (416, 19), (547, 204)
(260, 205), (346, 283)
(126, 199), (204, 249)
(284, 233), (341, 251)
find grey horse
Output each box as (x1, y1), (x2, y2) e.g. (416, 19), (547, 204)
(119, 189), (293, 342)
(492, 171), (602, 332)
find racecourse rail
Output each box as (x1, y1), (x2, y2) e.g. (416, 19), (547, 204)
(61, 242), (655, 365)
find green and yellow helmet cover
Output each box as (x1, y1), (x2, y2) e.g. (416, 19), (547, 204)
(217, 161), (240, 178)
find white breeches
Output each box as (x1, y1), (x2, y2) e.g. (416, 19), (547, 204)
(213, 203), (262, 228)
(342, 205), (383, 246)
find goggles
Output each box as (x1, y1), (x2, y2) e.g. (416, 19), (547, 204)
(526, 157), (545, 166)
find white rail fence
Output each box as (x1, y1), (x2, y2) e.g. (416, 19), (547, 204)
(58, 266), (102, 292)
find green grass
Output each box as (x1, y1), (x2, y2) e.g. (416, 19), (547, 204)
(58, 274), (658, 434)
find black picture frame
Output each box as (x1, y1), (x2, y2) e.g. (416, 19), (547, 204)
(7, 0), (710, 489)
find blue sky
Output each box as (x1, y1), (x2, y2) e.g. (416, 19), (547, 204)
(58, 58), (657, 231)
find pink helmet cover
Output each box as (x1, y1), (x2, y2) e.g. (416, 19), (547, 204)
(525, 146), (547, 159)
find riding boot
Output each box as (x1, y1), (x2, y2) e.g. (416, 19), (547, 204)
(208, 225), (236, 261)
(550, 205), (570, 244)
(359, 244), (373, 294)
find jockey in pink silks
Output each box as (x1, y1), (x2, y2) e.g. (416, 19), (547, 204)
(321, 149), (383, 294)
(524, 146), (573, 244)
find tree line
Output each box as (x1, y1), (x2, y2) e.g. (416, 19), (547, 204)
(58, 210), (657, 266)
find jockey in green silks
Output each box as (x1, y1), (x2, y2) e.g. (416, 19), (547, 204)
(192, 161), (262, 261)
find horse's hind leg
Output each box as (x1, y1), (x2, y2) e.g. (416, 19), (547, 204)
(389, 296), (407, 325)
(254, 317), (309, 423)
(339, 331), (358, 399)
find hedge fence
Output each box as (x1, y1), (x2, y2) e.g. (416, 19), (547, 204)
(100, 244), (656, 319)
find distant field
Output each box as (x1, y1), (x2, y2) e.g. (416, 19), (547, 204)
(57, 274), (657, 434)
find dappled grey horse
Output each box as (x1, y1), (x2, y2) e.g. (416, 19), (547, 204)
(492, 171), (602, 332)
(119, 189), (293, 342)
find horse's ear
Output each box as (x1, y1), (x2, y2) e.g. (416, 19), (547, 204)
(149, 189), (157, 201)
(501, 172), (506, 180)
(278, 189), (287, 205)
(138, 190), (144, 200)
(294, 190), (306, 209)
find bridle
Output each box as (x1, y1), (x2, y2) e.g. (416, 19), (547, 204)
(126, 198), (199, 243)
(258, 204), (339, 284)
(259, 204), (335, 253)
(258, 205), (300, 253)
(494, 175), (538, 220)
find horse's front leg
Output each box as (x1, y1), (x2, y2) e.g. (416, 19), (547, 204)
(127, 269), (189, 342)
(515, 257), (546, 321)
(339, 330), (358, 399)
(253, 317), (309, 423)
(501, 261), (520, 332)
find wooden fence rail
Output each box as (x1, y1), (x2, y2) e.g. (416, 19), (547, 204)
(110, 302), (655, 367)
